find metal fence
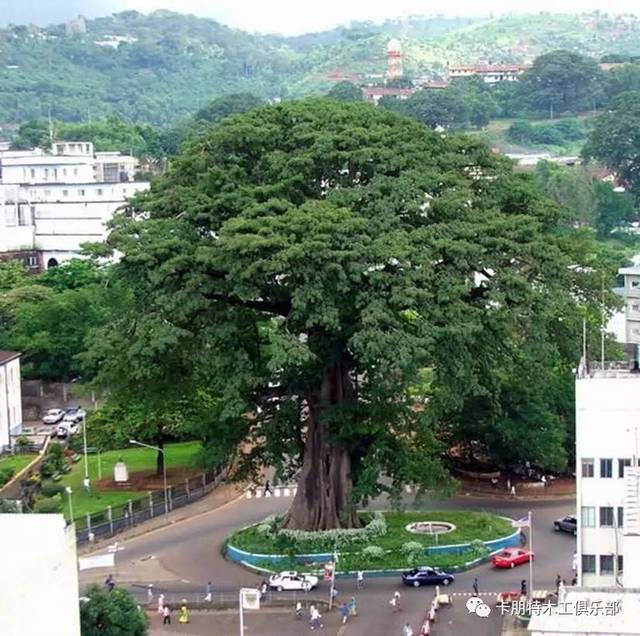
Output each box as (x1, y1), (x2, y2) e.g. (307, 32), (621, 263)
(75, 468), (224, 546)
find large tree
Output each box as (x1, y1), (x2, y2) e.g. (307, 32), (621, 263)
(98, 99), (598, 530)
(80, 586), (148, 636)
(517, 50), (606, 117)
(583, 91), (640, 200)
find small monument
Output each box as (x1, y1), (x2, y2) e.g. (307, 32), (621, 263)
(114, 458), (129, 484)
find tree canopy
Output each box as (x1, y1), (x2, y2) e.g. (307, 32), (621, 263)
(326, 82), (363, 102)
(80, 586), (148, 636)
(95, 98), (603, 530)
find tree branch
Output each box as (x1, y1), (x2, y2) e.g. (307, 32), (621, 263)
(203, 292), (291, 317)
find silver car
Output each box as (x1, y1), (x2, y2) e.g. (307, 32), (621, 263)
(42, 408), (65, 424)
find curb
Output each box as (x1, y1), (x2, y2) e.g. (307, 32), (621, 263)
(458, 491), (576, 502)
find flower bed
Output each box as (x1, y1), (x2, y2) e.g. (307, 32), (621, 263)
(226, 510), (518, 571)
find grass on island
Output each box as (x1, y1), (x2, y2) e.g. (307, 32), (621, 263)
(0, 453), (37, 476)
(229, 510), (513, 554)
(58, 441), (201, 520)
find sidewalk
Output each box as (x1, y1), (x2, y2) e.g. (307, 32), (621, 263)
(79, 480), (245, 556)
(457, 476), (575, 501)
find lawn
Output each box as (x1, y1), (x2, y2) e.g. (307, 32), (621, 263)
(57, 441), (201, 520)
(229, 510), (513, 554)
(0, 453), (37, 476)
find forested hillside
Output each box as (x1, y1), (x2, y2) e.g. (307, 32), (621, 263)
(1, 10), (640, 127)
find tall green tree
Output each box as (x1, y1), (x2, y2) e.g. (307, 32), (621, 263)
(327, 82), (363, 101)
(517, 50), (606, 116)
(97, 99), (601, 530)
(194, 93), (263, 125)
(80, 586), (148, 636)
(583, 91), (640, 199)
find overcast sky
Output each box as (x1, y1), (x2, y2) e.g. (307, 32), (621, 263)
(2, 0), (639, 34)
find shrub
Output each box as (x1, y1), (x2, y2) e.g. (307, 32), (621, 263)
(39, 461), (56, 479)
(256, 523), (273, 538)
(0, 466), (15, 486)
(40, 480), (65, 498)
(361, 545), (385, 560)
(468, 539), (489, 559)
(402, 541), (425, 566)
(15, 437), (31, 452)
(34, 495), (62, 513)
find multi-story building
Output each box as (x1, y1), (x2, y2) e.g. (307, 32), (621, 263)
(447, 64), (531, 83)
(575, 266), (640, 587)
(0, 350), (22, 453)
(0, 142), (149, 270)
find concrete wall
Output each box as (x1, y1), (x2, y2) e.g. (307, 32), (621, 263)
(0, 514), (81, 636)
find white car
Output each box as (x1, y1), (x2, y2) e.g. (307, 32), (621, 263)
(42, 409), (65, 424)
(268, 571), (318, 592)
(63, 407), (86, 424)
(56, 421), (79, 439)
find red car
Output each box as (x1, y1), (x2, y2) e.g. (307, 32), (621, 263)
(491, 548), (534, 569)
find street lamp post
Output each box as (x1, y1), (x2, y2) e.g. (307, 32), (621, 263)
(65, 486), (74, 524)
(129, 440), (168, 518)
(82, 414), (89, 490)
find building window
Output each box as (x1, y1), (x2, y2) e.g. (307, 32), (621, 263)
(63, 168), (67, 177)
(78, 189), (85, 196)
(30, 168), (35, 179)
(618, 458), (631, 478)
(581, 506), (595, 528)
(97, 188), (103, 195)
(600, 458), (613, 478)
(581, 458), (594, 478)
(44, 168), (49, 180)
(582, 554), (596, 573)
(73, 168), (78, 176)
(26, 256), (37, 267)
(44, 189), (51, 197)
(618, 507), (624, 528)
(600, 507), (614, 527)
(62, 190), (69, 197)
(618, 555), (624, 573)
(600, 555), (614, 574)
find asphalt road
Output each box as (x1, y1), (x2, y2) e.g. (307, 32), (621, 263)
(82, 492), (576, 636)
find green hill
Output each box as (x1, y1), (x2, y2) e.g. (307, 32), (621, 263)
(1, 10), (640, 127)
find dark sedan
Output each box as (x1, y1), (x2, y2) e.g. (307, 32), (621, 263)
(554, 515), (577, 536)
(402, 567), (455, 588)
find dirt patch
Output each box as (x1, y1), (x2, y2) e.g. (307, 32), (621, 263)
(95, 467), (204, 491)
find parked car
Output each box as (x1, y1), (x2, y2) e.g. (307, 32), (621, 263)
(554, 515), (577, 536)
(42, 408), (65, 424)
(268, 571), (318, 592)
(402, 567), (455, 587)
(491, 548), (534, 569)
(56, 421), (79, 439)
(63, 407), (86, 424)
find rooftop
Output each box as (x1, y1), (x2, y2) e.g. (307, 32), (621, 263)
(0, 350), (21, 366)
(577, 360), (640, 380)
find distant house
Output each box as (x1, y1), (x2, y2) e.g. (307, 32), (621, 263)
(0, 351), (22, 453)
(362, 86), (415, 105)
(448, 64), (531, 83)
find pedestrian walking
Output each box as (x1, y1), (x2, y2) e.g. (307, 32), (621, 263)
(391, 591), (401, 612)
(309, 605), (323, 630)
(356, 570), (364, 589)
(349, 596), (357, 617)
(555, 574), (562, 595)
(295, 601), (303, 619)
(178, 601), (190, 625)
(420, 620), (431, 635)
(205, 581), (213, 602)
(472, 578), (479, 597)
(162, 605), (171, 625)
(331, 586), (339, 600)
(105, 574), (116, 592)
(260, 580), (268, 599)
(510, 485), (516, 497)
(571, 576), (577, 586)
(157, 593), (165, 616)
(402, 622), (414, 636)
(264, 479), (272, 496)
(147, 584), (154, 603)
(572, 553), (578, 572)
(520, 579), (527, 597)
(339, 603), (349, 625)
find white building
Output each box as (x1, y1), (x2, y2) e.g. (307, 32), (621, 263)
(0, 143), (149, 270)
(576, 266), (640, 588)
(448, 64), (530, 83)
(0, 350), (22, 453)
(0, 514), (81, 636)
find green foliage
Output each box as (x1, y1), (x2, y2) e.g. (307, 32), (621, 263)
(507, 118), (586, 147)
(40, 480), (66, 498)
(327, 82), (363, 102)
(80, 585), (149, 636)
(361, 545), (385, 560)
(0, 260), (30, 292)
(34, 495), (62, 513)
(593, 180), (637, 238)
(194, 93), (263, 124)
(583, 91), (640, 200)
(516, 50), (607, 116)
(401, 540), (424, 566)
(0, 467), (15, 487)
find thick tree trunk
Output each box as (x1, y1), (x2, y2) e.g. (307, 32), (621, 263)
(283, 360), (360, 530)
(156, 432), (165, 479)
